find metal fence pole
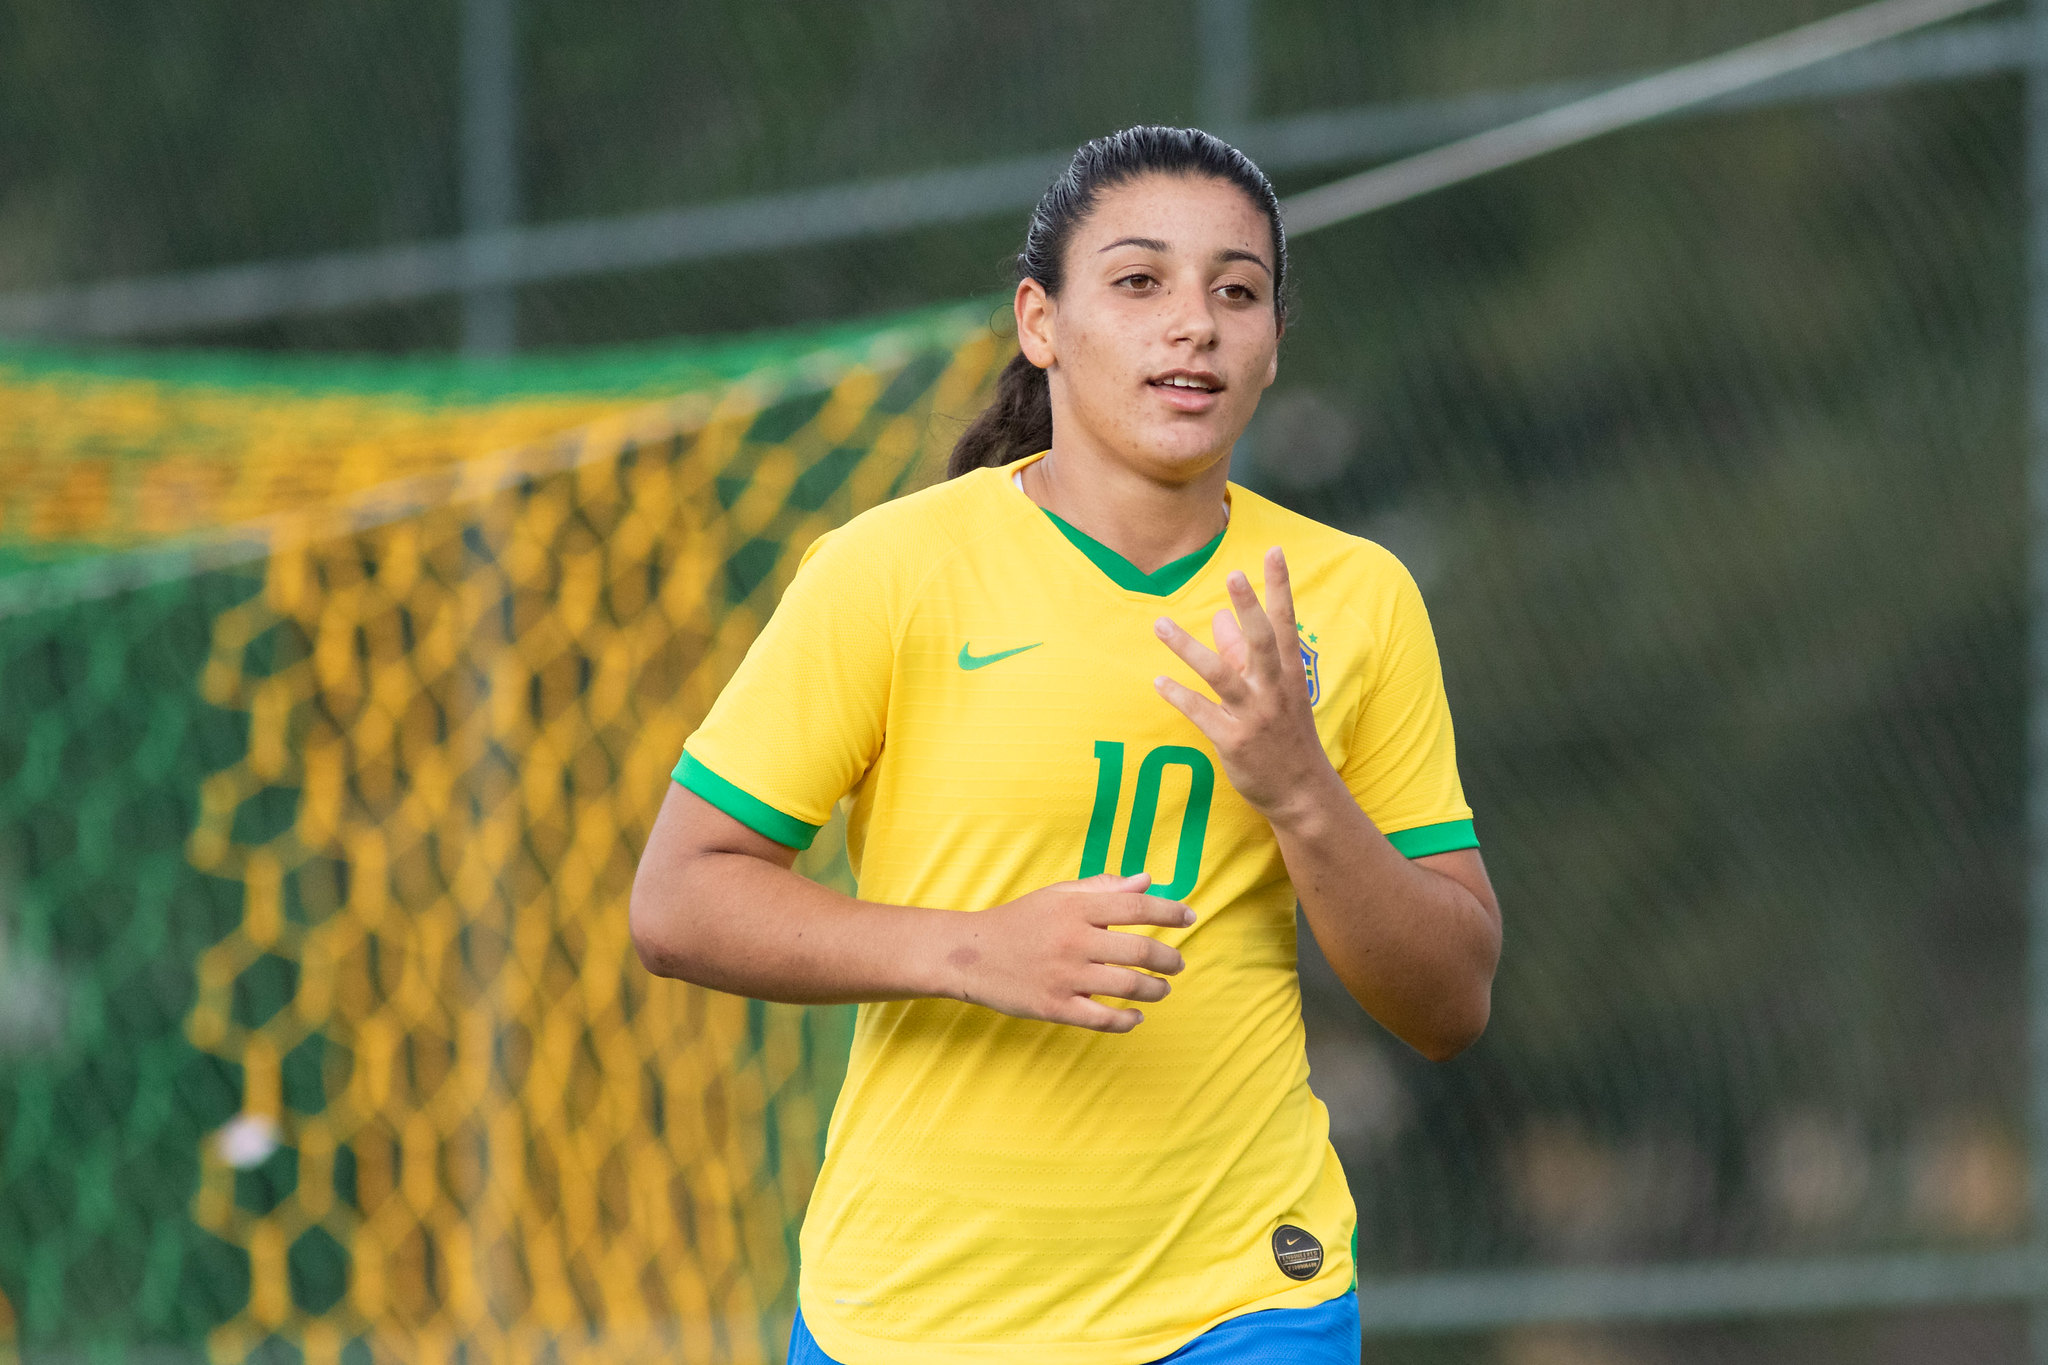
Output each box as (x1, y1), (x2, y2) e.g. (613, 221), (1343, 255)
(1197, 0), (1254, 139)
(461, 0), (519, 354)
(2028, 0), (2048, 1358)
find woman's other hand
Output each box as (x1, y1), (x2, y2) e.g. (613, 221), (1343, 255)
(940, 873), (1194, 1033)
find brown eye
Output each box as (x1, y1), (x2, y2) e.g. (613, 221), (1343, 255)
(1117, 273), (1156, 291)
(1218, 283), (1257, 302)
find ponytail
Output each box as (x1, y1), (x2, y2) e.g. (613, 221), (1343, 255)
(944, 125), (1288, 481)
(946, 352), (1052, 478)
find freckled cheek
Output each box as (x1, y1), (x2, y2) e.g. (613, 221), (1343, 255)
(1066, 329), (1146, 420)
(1079, 320), (1149, 383)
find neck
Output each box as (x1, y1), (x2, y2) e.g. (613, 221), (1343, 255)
(1022, 441), (1232, 574)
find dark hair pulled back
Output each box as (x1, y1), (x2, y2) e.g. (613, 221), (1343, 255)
(946, 125), (1288, 478)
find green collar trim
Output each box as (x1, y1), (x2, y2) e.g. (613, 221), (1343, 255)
(1042, 509), (1225, 596)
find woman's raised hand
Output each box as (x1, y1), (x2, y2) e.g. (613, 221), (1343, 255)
(938, 873), (1193, 1033)
(1151, 546), (1335, 823)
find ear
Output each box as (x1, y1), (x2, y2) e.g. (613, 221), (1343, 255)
(1016, 278), (1057, 369)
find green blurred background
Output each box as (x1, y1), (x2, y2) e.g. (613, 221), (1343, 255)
(1, 0), (2040, 1360)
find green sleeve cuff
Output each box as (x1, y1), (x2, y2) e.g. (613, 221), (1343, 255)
(1384, 818), (1478, 859)
(673, 751), (822, 850)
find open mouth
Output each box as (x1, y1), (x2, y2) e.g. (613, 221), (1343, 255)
(1149, 371), (1225, 394)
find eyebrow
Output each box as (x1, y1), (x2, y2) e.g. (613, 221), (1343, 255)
(1097, 236), (1272, 276)
(1219, 247), (1273, 276)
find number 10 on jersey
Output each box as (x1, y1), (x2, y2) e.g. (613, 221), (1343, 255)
(1078, 741), (1215, 899)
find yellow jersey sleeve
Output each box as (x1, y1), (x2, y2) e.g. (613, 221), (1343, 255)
(675, 528), (895, 849)
(1340, 555), (1477, 858)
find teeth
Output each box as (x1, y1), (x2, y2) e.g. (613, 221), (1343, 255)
(1160, 376), (1212, 390)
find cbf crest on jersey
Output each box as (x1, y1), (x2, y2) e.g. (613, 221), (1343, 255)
(1297, 621), (1321, 706)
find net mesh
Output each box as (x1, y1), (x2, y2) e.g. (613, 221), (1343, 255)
(1, 3), (2039, 1360)
(0, 316), (969, 568)
(0, 308), (1004, 1362)
(1253, 79), (2028, 1304)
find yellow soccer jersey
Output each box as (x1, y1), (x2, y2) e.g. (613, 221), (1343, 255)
(675, 451), (1476, 1365)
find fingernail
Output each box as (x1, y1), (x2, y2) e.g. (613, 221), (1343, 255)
(1182, 909), (1196, 926)
(1154, 617), (1171, 636)
(1154, 676), (1169, 689)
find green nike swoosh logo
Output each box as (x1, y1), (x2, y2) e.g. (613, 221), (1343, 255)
(958, 641), (1043, 670)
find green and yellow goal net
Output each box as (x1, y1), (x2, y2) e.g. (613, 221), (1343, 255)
(0, 305), (1006, 1364)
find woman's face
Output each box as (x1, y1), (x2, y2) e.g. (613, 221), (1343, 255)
(1018, 172), (1281, 485)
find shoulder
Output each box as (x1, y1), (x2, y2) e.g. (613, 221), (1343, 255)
(1226, 483), (1421, 606)
(801, 464), (1000, 573)
(1227, 488), (1448, 717)
(787, 465), (1007, 628)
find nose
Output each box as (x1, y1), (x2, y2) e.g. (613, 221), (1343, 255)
(1164, 279), (1219, 351)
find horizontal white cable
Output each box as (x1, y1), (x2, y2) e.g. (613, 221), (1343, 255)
(1285, 0), (2009, 234)
(0, 5), (2020, 339)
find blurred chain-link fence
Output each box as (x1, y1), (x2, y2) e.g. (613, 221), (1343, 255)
(2, 1), (2046, 1361)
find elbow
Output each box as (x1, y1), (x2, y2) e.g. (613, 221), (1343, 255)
(1337, 956), (1496, 1063)
(626, 890), (667, 978)
(628, 871), (696, 981)
(1414, 1000), (1489, 1063)
(1410, 985), (1492, 1063)
(1417, 908), (1502, 1062)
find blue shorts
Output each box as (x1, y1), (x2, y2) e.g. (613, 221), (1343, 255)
(788, 1289), (1360, 1364)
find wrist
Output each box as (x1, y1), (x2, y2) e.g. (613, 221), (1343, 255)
(911, 905), (975, 1002)
(1259, 761), (1352, 837)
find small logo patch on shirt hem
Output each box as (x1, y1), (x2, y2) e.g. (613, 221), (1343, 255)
(1272, 1223), (1324, 1280)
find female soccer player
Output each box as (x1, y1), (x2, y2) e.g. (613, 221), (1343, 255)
(630, 125), (1501, 1365)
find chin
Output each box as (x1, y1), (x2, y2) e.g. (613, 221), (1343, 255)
(1127, 424), (1237, 484)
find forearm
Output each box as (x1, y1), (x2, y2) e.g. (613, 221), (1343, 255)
(1269, 767), (1501, 1061)
(631, 845), (955, 1005)
(631, 785), (1194, 1032)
